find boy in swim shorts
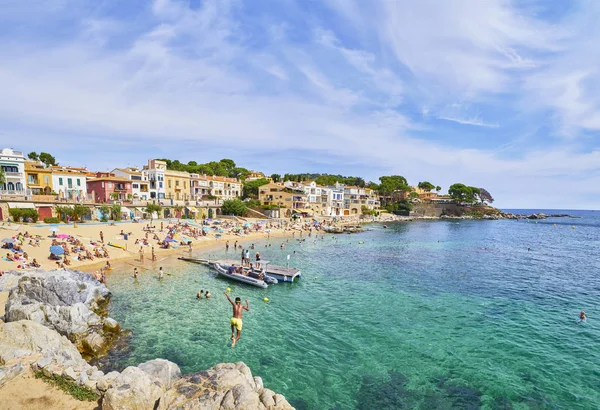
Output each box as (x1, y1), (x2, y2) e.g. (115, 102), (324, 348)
(224, 293), (250, 347)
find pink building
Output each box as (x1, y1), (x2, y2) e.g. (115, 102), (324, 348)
(87, 172), (133, 203)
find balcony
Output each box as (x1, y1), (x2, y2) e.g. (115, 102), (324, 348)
(4, 171), (23, 178)
(114, 186), (128, 191)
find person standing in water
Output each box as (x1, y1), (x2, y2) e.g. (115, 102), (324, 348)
(133, 268), (138, 279)
(158, 267), (164, 279)
(224, 293), (249, 347)
(580, 310), (587, 321)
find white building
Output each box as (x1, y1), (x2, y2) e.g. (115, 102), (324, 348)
(207, 175), (242, 200)
(0, 148), (27, 195)
(112, 168), (150, 200)
(328, 183), (345, 216)
(143, 159), (166, 200)
(50, 166), (90, 201)
(190, 173), (211, 200)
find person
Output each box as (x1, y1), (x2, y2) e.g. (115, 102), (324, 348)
(580, 310), (587, 321)
(31, 258), (41, 268)
(139, 247), (144, 262)
(105, 261), (111, 270)
(241, 248), (245, 265)
(133, 268), (138, 279)
(151, 247), (156, 261)
(226, 241), (229, 251)
(205, 290), (211, 298)
(197, 290), (204, 299)
(100, 231), (104, 243)
(158, 267), (164, 279)
(255, 252), (261, 268)
(224, 293), (249, 347)
(228, 264), (236, 275)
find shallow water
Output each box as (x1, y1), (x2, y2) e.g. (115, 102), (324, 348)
(104, 210), (600, 409)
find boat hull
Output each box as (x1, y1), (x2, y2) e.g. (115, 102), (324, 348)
(214, 263), (269, 289)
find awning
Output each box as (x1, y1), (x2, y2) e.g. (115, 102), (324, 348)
(135, 207), (145, 214)
(186, 206), (198, 213)
(121, 206), (131, 214)
(7, 202), (35, 209)
(35, 203), (54, 208)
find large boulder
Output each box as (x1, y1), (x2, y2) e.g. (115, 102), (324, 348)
(3, 270), (118, 357)
(158, 362), (294, 410)
(0, 320), (82, 366)
(138, 358), (182, 390)
(103, 366), (165, 410)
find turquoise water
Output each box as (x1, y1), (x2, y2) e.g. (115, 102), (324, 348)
(103, 211), (600, 409)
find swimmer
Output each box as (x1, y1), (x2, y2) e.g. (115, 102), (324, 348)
(580, 310), (587, 322)
(158, 267), (164, 279)
(197, 290), (204, 299)
(205, 290), (211, 298)
(224, 293), (249, 347)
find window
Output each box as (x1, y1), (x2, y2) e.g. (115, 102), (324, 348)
(77, 179), (81, 186)
(184, 181), (187, 188)
(168, 180), (172, 188)
(67, 178), (72, 188)
(132, 184), (139, 189)
(159, 182), (163, 188)
(107, 182), (113, 188)
(175, 180), (179, 186)
(59, 177), (63, 185)
(44, 176), (50, 184)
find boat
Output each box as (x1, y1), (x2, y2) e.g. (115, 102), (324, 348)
(216, 262), (278, 284)
(179, 257), (301, 283)
(213, 263), (268, 289)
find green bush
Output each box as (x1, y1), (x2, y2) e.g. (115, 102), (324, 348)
(34, 371), (98, 402)
(8, 208), (39, 222)
(43, 217), (61, 223)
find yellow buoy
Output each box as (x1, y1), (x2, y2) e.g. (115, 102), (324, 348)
(572, 226), (575, 229)
(227, 287), (232, 293)
(554, 224), (556, 227)
(263, 298), (269, 303)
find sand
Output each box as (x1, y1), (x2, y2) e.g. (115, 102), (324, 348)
(0, 370), (99, 410)
(0, 219), (288, 274)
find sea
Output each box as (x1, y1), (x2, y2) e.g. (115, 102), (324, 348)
(101, 209), (600, 409)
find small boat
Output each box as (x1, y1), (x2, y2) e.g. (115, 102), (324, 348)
(217, 262), (278, 284)
(214, 263), (268, 289)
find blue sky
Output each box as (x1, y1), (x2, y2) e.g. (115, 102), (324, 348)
(1, 0), (600, 209)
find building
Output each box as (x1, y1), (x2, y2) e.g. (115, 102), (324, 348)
(0, 148), (27, 195)
(206, 175), (242, 200)
(50, 166), (92, 201)
(112, 168), (150, 200)
(245, 170), (267, 182)
(86, 172), (132, 203)
(190, 173), (210, 200)
(343, 186), (381, 215)
(258, 182), (308, 216)
(413, 186), (439, 202)
(24, 161), (54, 195)
(327, 183), (345, 216)
(165, 169), (191, 201)
(143, 159), (166, 200)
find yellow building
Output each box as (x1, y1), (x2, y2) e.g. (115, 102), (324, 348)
(165, 169), (191, 201)
(24, 161), (53, 195)
(258, 182), (308, 216)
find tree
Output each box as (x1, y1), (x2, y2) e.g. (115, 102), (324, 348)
(110, 204), (122, 221)
(243, 178), (269, 199)
(409, 191), (420, 199)
(144, 204), (162, 220)
(378, 175), (409, 195)
(436, 186), (441, 193)
(38, 152), (57, 167)
(477, 188), (494, 204)
(221, 199), (248, 216)
(417, 181), (435, 192)
(99, 205), (110, 222)
(270, 174), (281, 183)
(28, 152), (39, 161)
(72, 204), (90, 221)
(448, 183), (480, 204)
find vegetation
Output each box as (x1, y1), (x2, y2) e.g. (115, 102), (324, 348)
(34, 370), (98, 402)
(208, 208), (214, 218)
(282, 173), (366, 187)
(8, 208), (39, 222)
(361, 206), (378, 216)
(110, 204), (122, 221)
(385, 199), (412, 215)
(27, 151), (58, 167)
(478, 187), (494, 204)
(43, 217), (61, 223)
(417, 181), (435, 192)
(270, 174), (281, 183)
(144, 203), (162, 219)
(0, 168), (4, 185)
(448, 183), (480, 204)
(159, 158), (250, 180)
(243, 178), (269, 199)
(98, 205), (110, 222)
(221, 199), (248, 216)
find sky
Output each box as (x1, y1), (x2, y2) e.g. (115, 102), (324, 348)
(1, 0), (600, 209)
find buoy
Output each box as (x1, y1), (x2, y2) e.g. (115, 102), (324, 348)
(263, 298), (269, 303)
(194, 280), (198, 283)
(314, 277), (318, 280)
(554, 224), (556, 227)
(535, 221), (538, 224)
(227, 287), (232, 293)
(572, 226), (575, 229)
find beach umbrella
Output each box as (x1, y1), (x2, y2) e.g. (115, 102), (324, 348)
(49, 227), (60, 232)
(56, 234), (70, 239)
(1, 238), (15, 244)
(50, 245), (65, 255)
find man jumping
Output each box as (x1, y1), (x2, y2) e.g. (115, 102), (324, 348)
(224, 292), (249, 347)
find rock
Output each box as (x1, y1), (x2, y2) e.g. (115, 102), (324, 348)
(77, 370), (89, 386)
(63, 366), (78, 381)
(103, 317), (121, 333)
(158, 362), (293, 410)
(0, 363), (25, 386)
(4, 270), (119, 358)
(103, 366), (164, 410)
(138, 358), (181, 390)
(0, 320), (82, 366)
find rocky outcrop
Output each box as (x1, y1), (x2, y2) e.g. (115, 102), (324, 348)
(158, 362), (294, 410)
(3, 269), (119, 358)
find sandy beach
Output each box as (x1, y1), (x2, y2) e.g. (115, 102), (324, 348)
(0, 218), (299, 277)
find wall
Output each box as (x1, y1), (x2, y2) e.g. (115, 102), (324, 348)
(410, 203), (463, 217)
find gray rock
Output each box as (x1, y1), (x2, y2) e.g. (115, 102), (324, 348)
(103, 366), (165, 410)
(0, 320), (82, 366)
(0, 363), (25, 386)
(63, 366), (78, 381)
(103, 317), (120, 333)
(138, 358), (181, 390)
(77, 370), (89, 386)
(158, 362), (293, 410)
